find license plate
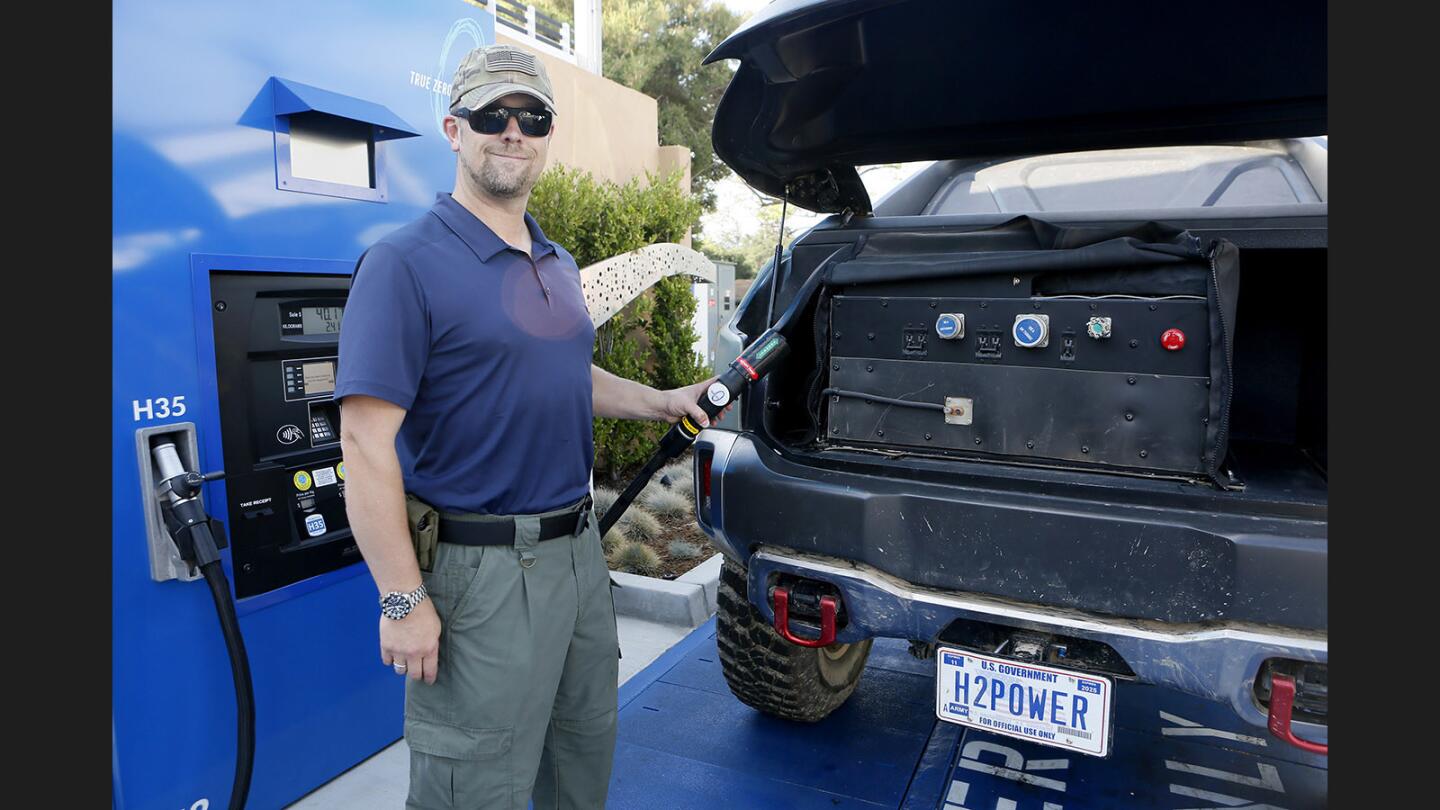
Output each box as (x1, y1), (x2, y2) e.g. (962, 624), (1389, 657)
(935, 646), (1113, 757)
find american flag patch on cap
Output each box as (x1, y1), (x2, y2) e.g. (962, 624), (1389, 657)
(484, 48), (540, 76)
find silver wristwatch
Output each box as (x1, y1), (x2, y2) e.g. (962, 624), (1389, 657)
(379, 583), (429, 621)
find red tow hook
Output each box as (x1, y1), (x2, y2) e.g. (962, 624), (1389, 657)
(1267, 673), (1328, 755)
(772, 587), (838, 647)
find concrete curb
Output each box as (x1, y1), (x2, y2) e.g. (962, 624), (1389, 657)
(611, 553), (723, 628)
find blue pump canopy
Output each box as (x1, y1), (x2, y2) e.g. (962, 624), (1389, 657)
(241, 77), (423, 202)
(268, 77), (420, 141)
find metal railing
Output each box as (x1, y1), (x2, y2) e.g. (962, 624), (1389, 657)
(474, 0), (576, 65)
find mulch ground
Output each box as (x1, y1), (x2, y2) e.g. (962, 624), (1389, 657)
(637, 511), (716, 579)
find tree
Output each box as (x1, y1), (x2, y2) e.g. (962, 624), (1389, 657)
(692, 236), (751, 279)
(603, 1), (744, 212)
(508, 2), (744, 212)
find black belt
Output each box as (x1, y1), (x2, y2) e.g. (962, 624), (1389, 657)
(439, 494), (593, 547)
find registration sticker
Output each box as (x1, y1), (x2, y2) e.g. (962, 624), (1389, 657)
(936, 646), (1113, 757)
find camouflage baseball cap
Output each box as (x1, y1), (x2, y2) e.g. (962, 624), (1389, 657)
(449, 44), (557, 115)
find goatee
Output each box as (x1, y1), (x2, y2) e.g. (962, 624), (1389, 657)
(469, 152), (533, 199)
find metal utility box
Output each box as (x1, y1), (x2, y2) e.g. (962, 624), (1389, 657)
(715, 259), (737, 328)
(691, 277), (718, 367)
(692, 259), (736, 369)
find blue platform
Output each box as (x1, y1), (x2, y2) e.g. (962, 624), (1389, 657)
(609, 618), (1327, 809)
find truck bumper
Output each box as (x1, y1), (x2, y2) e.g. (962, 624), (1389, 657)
(695, 429), (1327, 737)
(745, 546), (1325, 740)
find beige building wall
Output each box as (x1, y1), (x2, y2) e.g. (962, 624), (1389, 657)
(498, 31), (679, 189)
(656, 144), (693, 247)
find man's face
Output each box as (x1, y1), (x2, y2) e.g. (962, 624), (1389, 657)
(448, 92), (554, 201)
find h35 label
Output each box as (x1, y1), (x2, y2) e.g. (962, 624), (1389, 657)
(132, 396), (187, 422)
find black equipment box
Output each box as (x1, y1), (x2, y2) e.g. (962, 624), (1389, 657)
(824, 280), (1218, 476)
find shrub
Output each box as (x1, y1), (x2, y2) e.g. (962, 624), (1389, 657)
(601, 529), (624, 556)
(650, 274), (708, 391)
(667, 540), (702, 560)
(640, 485), (692, 517)
(613, 540), (663, 577)
(658, 461), (694, 494)
(618, 506), (663, 542)
(592, 486), (620, 521)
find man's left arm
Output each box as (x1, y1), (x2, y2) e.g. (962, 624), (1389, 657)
(592, 365), (728, 427)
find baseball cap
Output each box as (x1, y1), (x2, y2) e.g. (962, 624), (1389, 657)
(449, 44), (557, 116)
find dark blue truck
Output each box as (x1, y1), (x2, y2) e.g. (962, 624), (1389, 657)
(693, 0), (1326, 757)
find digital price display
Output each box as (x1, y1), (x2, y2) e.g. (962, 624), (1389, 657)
(280, 303), (345, 337)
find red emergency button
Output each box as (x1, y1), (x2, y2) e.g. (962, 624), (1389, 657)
(1161, 328), (1186, 351)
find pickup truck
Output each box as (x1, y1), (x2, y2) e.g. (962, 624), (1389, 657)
(693, 0), (1327, 757)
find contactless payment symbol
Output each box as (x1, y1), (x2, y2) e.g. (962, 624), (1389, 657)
(304, 513), (327, 537)
(293, 470), (313, 491)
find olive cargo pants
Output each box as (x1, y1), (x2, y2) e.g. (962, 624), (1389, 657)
(404, 503), (618, 809)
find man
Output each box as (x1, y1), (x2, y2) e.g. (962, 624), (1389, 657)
(335, 44), (724, 810)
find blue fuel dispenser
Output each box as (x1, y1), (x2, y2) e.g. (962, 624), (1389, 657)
(113, 3), (497, 807)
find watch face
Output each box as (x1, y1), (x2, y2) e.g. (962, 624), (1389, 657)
(380, 586), (425, 620)
(381, 593), (410, 620)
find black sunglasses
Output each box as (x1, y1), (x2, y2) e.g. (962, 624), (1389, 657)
(452, 104), (554, 137)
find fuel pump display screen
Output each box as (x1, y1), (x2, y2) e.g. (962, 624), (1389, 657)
(301, 306), (344, 335)
(283, 357), (338, 401)
(279, 303), (345, 337)
(302, 362), (335, 395)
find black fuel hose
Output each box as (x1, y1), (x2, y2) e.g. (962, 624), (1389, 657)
(153, 447), (255, 810)
(599, 452), (672, 537)
(200, 557), (254, 810)
(598, 245), (851, 537)
(190, 521), (255, 810)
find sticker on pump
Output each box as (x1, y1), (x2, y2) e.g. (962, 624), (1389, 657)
(293, 470), (313, 491)
(335, 462), (345, 481)
(304, 513), (327, 537)
(313, 467), (338, 487)
(707, 382), (731, 407)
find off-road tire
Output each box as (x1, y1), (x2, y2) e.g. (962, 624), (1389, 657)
(715, 556), (873, 722)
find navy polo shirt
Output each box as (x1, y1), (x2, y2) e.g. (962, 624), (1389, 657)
(335, 193), (595, 515)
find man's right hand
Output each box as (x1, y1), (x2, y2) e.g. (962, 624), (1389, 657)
(381, 598), (441, 684)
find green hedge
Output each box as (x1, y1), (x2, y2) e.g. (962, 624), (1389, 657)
(529, 166), (706, 481)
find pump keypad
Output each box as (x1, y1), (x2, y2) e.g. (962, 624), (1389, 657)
(310, 414), (334, 442)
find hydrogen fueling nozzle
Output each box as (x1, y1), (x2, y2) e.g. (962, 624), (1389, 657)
(665, 328), (790, 446)
(152, 440), (228, 567)
(597, 245), (848, 538)
(150, 440), (253, 810)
